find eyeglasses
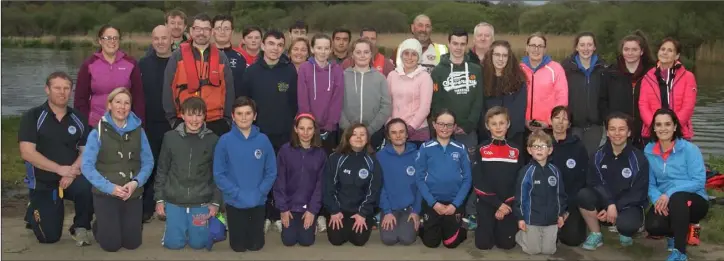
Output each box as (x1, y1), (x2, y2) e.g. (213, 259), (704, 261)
(100, 36), (120, 42)
(435, 122), (455, 129)
(529, 144), (550, 150)
(527, 44), (546, 50)
(214, 27), (232, 33)
(192, 26), (212, 33)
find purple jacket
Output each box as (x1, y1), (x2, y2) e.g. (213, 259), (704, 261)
(297, 58), (344, 131)
(74, 50), (144, 126)
(272, 143), (327, 214)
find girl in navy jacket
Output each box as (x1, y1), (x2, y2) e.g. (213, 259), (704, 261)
(415, 109), (472, 249)
(273, 113), (327, 247)
(213, 97), (277, 252)
(323, 123), (382, 247)
(376, 118), (421, 246)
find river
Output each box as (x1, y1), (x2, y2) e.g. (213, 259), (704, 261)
(2, 48), (723, 156)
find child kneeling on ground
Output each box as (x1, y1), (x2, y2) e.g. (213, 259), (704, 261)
(514, 130), (567, 255)
(154, 97), (221, 250)
(214, 97), (278, 252)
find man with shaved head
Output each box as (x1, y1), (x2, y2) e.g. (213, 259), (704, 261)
(139, 24), (174, 222)
(395, 14), (448, 74)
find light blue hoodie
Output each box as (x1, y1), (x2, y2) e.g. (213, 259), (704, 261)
(81, 111), (154, 194)
(213, 124), (277, 209)
(645, 138), (708, 202)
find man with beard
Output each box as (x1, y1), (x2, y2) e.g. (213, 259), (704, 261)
(467, 22), (495, 65)
(163, 13), (235, 137)
(145, 9), (189, 56)
(341, 27), (395, 77)
(395, 14), (448, 74)
(331, 28), (351, 64)
(212, 14), (246, 98)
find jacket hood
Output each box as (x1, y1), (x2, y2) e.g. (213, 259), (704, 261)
(563, 53), (605, 71)
(522, 55), (552, 71)
(644, 138), (688, 156)
(381, 142), (418, 156)
(394, 66), (427, 78)
(344, 66), (380, 74)
(258, 54), (290, 69)
(100, 111), (142, 134)
(174, 120), (214, 139)
(555, 132), (582, 145)
(308, 57), (334, 71)
(231, 124), (261, 140)
(613, 55), (651, 82)
(395, 38), (424, 70)
(94, 49), (127, 64)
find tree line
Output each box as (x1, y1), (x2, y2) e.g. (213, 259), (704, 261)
(2, 1), (724, 60)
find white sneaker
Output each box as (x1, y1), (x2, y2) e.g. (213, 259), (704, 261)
(274, 220), (283, 232)
(71, 228), (92, 247)
(317, 216), (327, 233)
(264, 219), (271, 234)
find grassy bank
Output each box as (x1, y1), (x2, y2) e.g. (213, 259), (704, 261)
(1, 116), (23, 186)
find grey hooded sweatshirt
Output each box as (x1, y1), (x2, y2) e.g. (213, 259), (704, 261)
(340, 67), (392, 135)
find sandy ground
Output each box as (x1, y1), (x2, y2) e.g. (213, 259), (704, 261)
(2, 202), (723, 260)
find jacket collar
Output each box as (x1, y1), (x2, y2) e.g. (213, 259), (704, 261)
(174, 121), (213, 139)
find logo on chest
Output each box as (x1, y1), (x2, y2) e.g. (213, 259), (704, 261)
(254, 149), (263, 159)
(229, 58), (237, 68)
(547, 176), (557, 186)
(277, 82), (289, 92)
(621, 167), (632, 178)
(358, 169), (369, 179)
(406, 166), (415, 176)
(566, 158), (576, 169)
(67, 126), (77, 135)
(451, 152), (461, 161)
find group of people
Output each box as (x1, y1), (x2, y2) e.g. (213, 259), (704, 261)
(18, 8), (709, 261)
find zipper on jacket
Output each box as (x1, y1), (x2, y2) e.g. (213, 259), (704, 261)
(530, 73), (535, 120)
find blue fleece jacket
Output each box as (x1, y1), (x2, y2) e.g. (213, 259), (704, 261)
(522, 55), (552, 72)
(81, 111), (154, 194)
(376, 142), (422, 214)
(415, 139), (472, 208)
(213, 125), (277, 209)
(645, 139), (708, 202)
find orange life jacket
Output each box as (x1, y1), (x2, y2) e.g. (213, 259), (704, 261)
(372, 53), (386, 72)
(171, 42), (227, 121)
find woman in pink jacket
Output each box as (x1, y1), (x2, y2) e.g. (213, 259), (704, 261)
(519, 32), (568, 131)
(386, 38), (433, 146)
(74, 25), (144, 127)
(639, 37), (697, 140)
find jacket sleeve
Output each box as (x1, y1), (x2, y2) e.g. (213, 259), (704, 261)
(368, 77), (392, 134)
(415, 147), (437, 207)
(513, 83), (528, 131)
(648, 158), (663, 203)
(132, 131), (154, 187)
(358, 157), (383, 217)
(639, 77), (656, 129)
(74, 58), (93, 119)
(554, 63), (569, 108)
(239, 67), (252, 98)
(616, 154), (649, 210)
(665, 143), (706, 197)
(586, 153), (615, 206)
(273, 149), (289, 212)
(599, 72), (611, 122)
(514, 167), (531, 221)
(328, 67), (345, 130)
(453, 146), (473, 208)
(81, 130), (115, 194)
(129, 59), (146, 124)
(309, 155), (325, 215)
(209, 137), (222, 206)
(297, 65), (310, 114)
(676, 72), (697, 128)
(290, 68), (299, 118)
(378, 157), (392, 214)
(259, 138), (278, 197)
(461, 71), (484, 134)
(234, 55), (247, 99)
(221, 53), (235, 121)
(413, 179), (422, 214)
(574, 144), (590, 196)
(213, 138), (240, 198)
(163, 51), (181, 126)
(473, 149), (504, 208)
(323, 154), (342, 214)
(557, 170), (568, 216)
(411, 73), (434, 130)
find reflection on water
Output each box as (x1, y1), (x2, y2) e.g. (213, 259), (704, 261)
(2, 48), (723, 155)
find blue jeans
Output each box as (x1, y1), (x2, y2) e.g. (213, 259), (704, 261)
(162, 203), (210, 250)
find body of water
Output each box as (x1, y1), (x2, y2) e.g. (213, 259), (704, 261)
(2, 48), (723, 156)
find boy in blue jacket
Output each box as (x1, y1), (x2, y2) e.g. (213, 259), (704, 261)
(514, 130), (567, 255)
(213, 96), (277, 252)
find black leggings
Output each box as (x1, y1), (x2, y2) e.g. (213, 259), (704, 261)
(577, 187), (643, 237)
(420, 201), (467, 249)
(645, 192), (709, 254)
(92, 195), (143, 252)
(474, 201), (517, 250)
(327, 212), (372, 246)
(227, 205), (266, 252)
(558, 205), (586, 246)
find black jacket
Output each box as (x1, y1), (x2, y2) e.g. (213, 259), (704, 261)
(551, 133), (588, 209)
(323, 151), (382, 217)
(472, 139), (525, 209)
(600, 59), (652, 147)
(481, 81), (528, 140)
(240, 56), (298, 136)
(220, 47), (247, 99)
(587, 142), (649, 211)
(139, 50), (170, 123)
(562, 55), (609, 127)
(514, 161), (567, 226)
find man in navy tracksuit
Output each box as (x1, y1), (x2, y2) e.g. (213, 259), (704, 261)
(577, 112), (649, 250)
(239, 30), (298, 231)
(212, 14), (246, 99)
(213, 97), (277, 252)
(376, 119), (422, 246)
(415, 139), (472, 249)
